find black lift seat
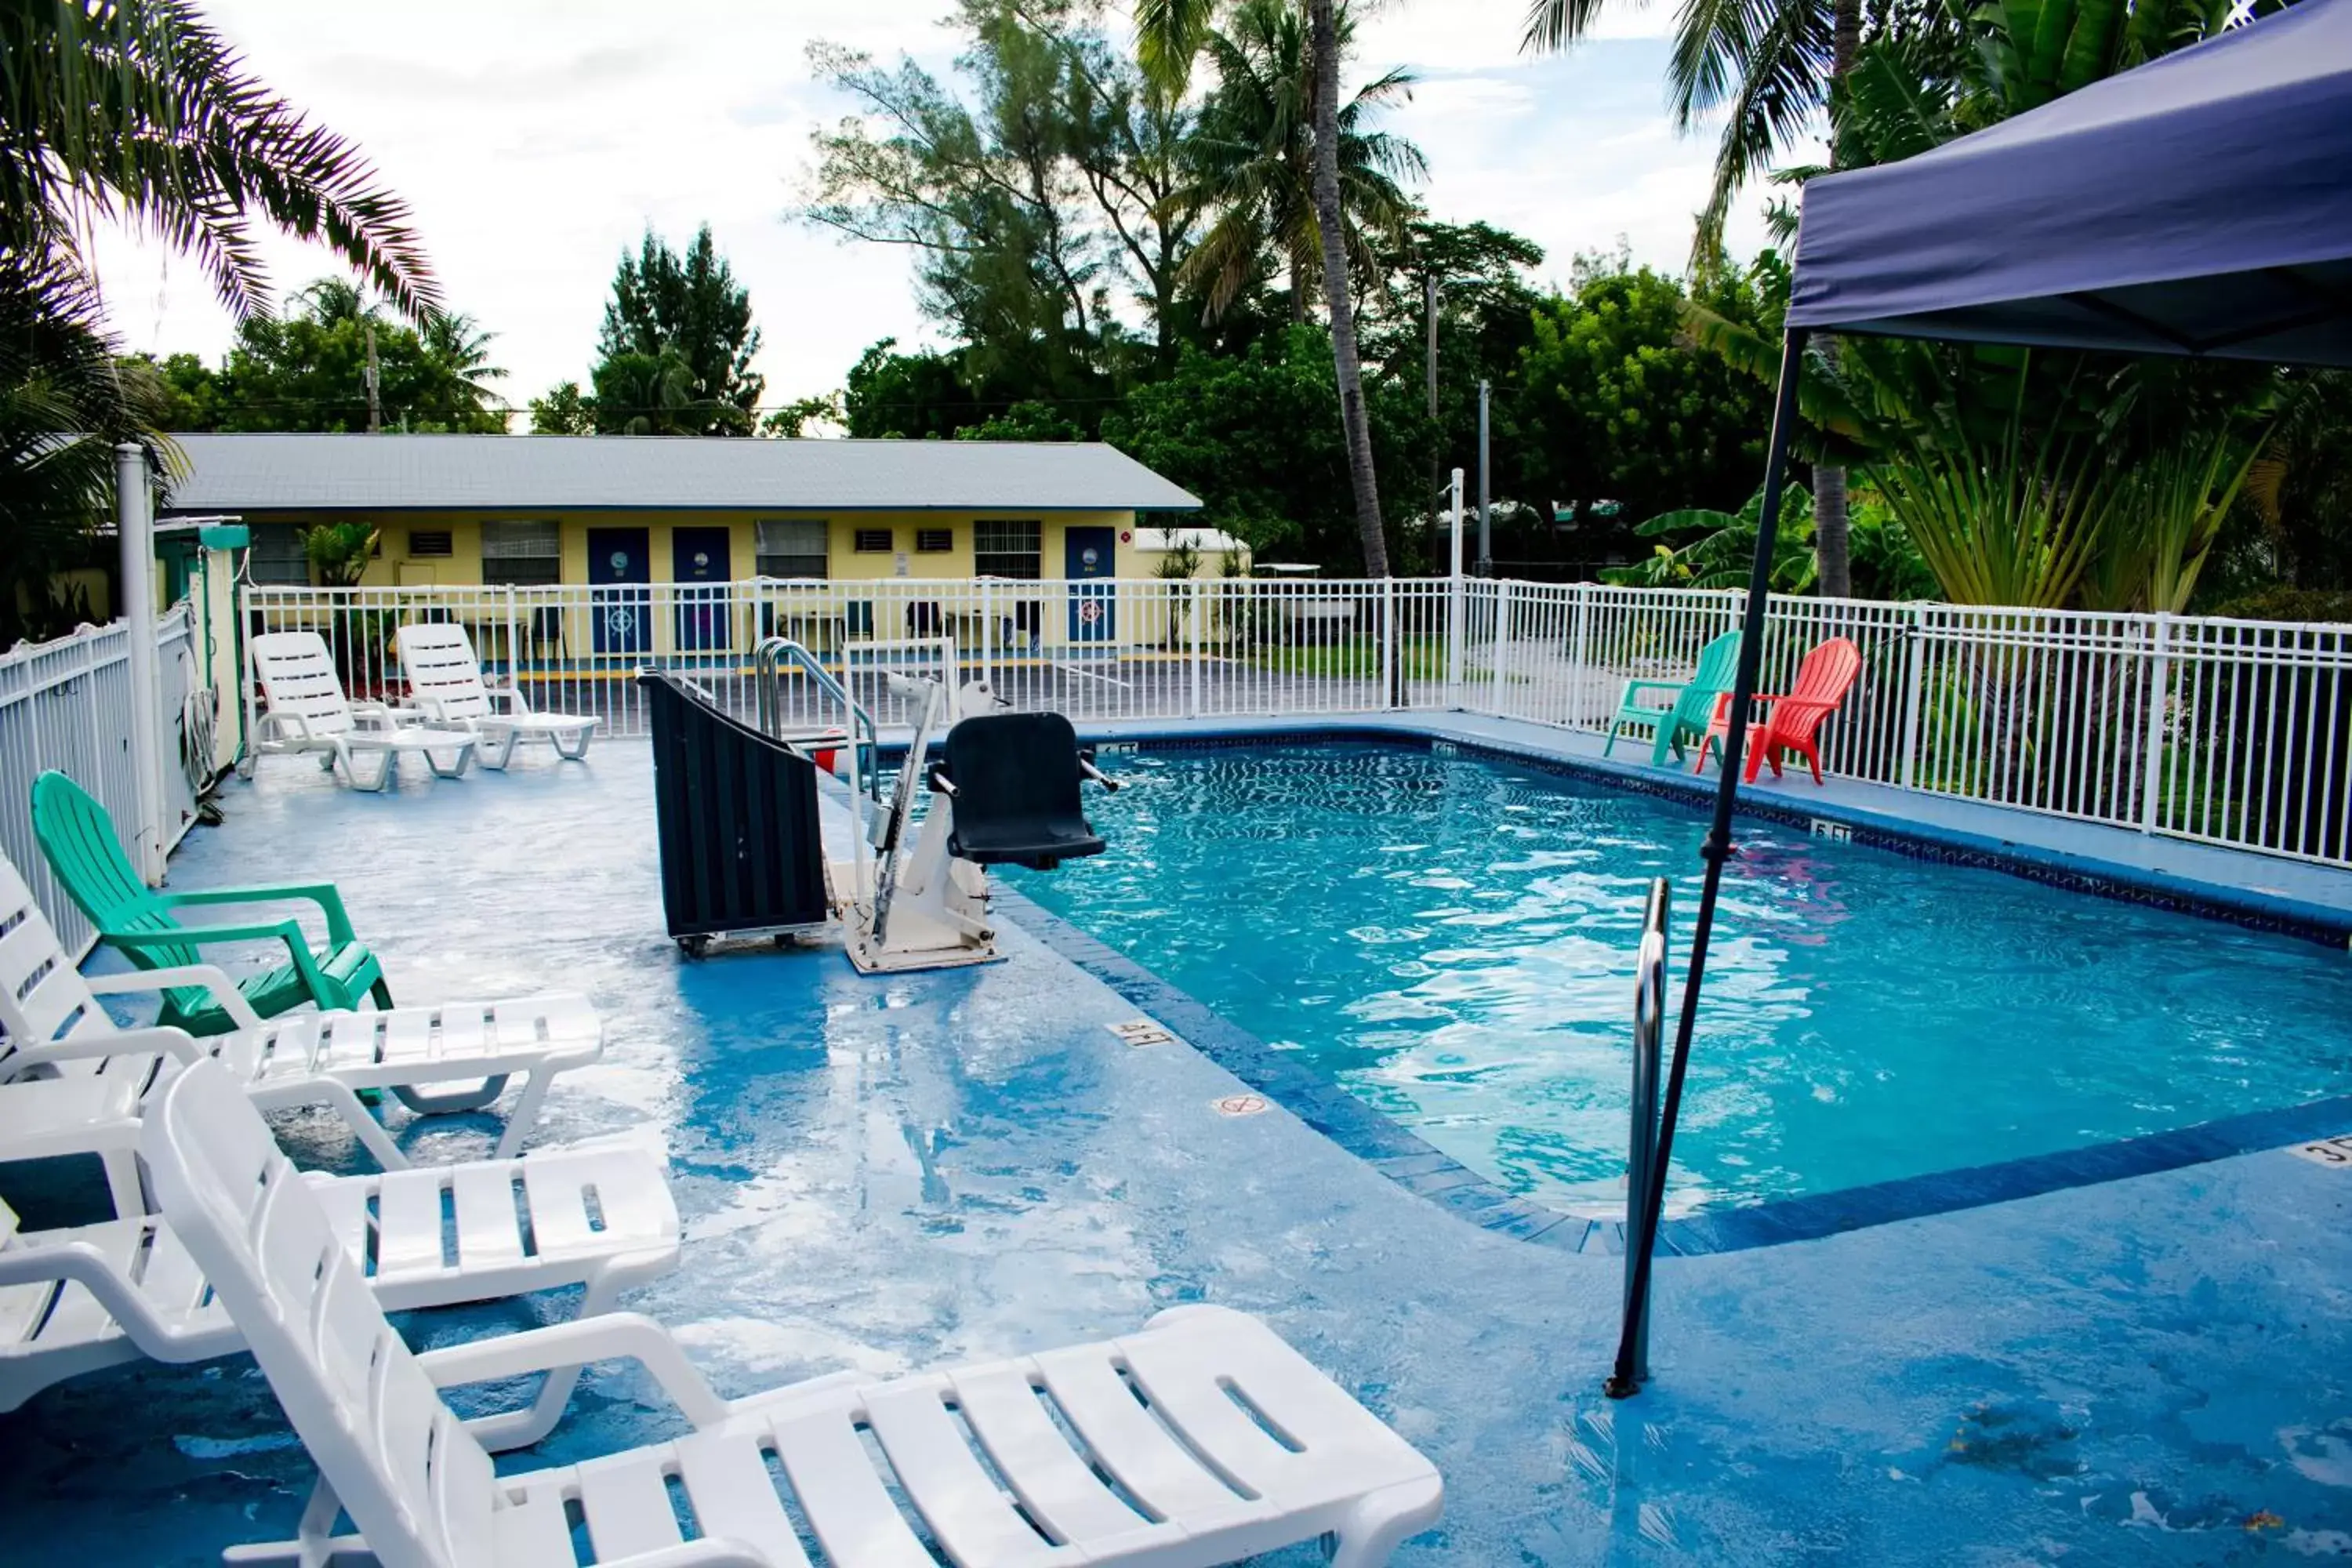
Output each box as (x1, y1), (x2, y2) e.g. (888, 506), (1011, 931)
(940, 711), (1106, 869)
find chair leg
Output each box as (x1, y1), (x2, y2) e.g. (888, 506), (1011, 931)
(1806, 744), (1824, 786)
(423, 746), (474, 779)
(554, 728), (593, 761)
(1602, 719), (1622, 758)
(1326, 1476), (1445, 1567)
(481, 730), (518, 771)
(369, 976), (395, 1009)
(463, 1269), (625, 1452)
(100, 1146), (146, 1216)
(492, 1069), (555, 1160)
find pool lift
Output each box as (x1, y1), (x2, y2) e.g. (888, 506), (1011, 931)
(830, 641), (1120, 975)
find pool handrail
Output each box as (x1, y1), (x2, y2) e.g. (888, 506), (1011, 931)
(753, 635), (877, 799)
(1613, 877), (1671, 1395)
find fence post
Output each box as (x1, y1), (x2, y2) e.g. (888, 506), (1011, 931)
(1446, 468), (1465, 710)
(1569, 583), (1592, 729)
(1187, 581), (1203, 717)
(1380, 576), (1396, 710)
(2140, 612), (2172, 833)
(114, 443), (167, 884)
(503, 585), (521, 688)
(1493, 578), (1515, 718)
(1897, 603), (1926, 791)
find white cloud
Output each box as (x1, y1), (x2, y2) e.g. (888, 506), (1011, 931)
(92, 0), (1811, 419)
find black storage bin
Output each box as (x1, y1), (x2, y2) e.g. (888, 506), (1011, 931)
(641, 671), (830, 947)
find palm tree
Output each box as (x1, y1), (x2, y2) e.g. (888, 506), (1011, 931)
(1139, 0), (1397, 575)
(1177, 0), (1425, 326)
(0, 0), (441, 323)
(0, 249), (172, 643)
(421, 312), (508, 409)
(1523, 0), (1856, 592)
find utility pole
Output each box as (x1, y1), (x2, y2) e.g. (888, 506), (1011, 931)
(364, 323), (383, 433)
(1425, 275), (1440, 570)
(1476, 379), (1491, 577)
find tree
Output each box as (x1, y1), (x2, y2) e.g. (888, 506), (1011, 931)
(1512, 254), (1777, 564)
(529, 381), (597, 435)
(1175, 0), (1425, 325)
(804, 1), (1192, 390)
(0, 0), (439, 324)
(956, 401), (1086, 441)
(593, 226), (764, 434)
(839, 339), (991, 439)
(0, 252), (172, 644)
(1137, 0), (1406, 577)
(129, 279), (509, 433)
(1102, 325), (1424, 566)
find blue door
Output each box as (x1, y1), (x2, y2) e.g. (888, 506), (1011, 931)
(672, 527), (731, 653)
(590, 528), (650, 655)
(1065, 527), (1116, 644)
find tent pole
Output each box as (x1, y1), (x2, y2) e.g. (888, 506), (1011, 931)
(1606, 325), (1809, 1399)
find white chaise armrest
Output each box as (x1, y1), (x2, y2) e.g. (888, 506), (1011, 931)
(85, 965), (268, 1030)
(9, 1024), (205, 1071)
(256, 710), (314, 742)
(485, 685), (532, 716)
(0, 1235), (230, 1358)
(348, 702), (398, 732)
(415, 1312), (730, 1427)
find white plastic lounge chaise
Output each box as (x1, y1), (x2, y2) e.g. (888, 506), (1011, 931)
(0, 1124), (677, 1446)
(148, 1057), (1445, 1568)
(249, 630), (477, 790)
(396, 621), (599, 768)
(0, 856), (604, 1208)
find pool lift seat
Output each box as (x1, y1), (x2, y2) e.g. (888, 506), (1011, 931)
(843, 683), (1116, 975)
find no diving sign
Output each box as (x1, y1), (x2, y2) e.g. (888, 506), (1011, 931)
(2289, 1134), (2352, 1167)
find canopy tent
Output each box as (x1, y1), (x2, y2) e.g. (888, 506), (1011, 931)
(1608, 0), (2352, 1399)
(1788, 0), (2352, 365)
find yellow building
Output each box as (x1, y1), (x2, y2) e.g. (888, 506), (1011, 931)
(158, 432), (1202, 593)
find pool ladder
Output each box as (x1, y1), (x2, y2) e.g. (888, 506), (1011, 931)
(1617, 877), (1671, 1391)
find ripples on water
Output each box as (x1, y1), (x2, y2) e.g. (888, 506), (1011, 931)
(1012, 742), (2352, 1212)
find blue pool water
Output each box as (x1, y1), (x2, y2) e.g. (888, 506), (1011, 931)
(1012, 741), (2352, 1212)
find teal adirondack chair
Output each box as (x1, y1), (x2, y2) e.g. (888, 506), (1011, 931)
(1603, 630), (1741, 766)
(29, 770), (391, 1037)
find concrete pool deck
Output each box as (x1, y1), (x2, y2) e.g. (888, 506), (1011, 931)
(3, 742), (2349, 1565)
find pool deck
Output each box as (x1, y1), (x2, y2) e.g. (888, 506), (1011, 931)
(5, 737), (2350, 1565)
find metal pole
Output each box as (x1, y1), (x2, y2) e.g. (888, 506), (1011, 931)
(1426, 276), (1441, 571)
(1476, 379), (1492, 577)
(1606, 328), (1809, 1399)
(1446, 468), (1465, 708)
(114, 442), (168, 884)
(1622, 877), (1670, 1387)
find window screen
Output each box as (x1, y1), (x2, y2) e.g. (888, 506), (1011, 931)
(481, 519), (562, 586)
(755, 519), (828, 579)
(915, 528), (953, 554)
(853, 528), (894, 554)
(974, 520), (1041, 579)
(407, 529), (453, 557)
(245, 524), (310, 586)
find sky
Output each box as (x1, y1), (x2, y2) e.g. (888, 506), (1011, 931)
(89, 0), (1792, 421)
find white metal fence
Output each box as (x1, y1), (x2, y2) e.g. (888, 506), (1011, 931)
(238, 578), (2352, 871)
(1, 608), (205, 954)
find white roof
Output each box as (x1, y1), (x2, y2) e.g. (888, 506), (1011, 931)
(157, 433), (1203, 514)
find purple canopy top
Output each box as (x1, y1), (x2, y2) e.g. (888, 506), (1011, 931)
(1788, 0), (2352, 366)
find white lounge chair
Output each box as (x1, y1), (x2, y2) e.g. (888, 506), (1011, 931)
(249, 630), (478, 790)
(396, 621), (599, 768)
(147, 1058), (1446, 1568)
(0, 856), (605, 1206)
(0, 1129), (678, 1446)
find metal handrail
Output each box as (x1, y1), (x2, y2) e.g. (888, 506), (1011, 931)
(1611, 877), (1671, 1396)
(753, 636), (878, 800)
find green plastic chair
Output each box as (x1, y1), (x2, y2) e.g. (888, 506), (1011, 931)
(29, 770), (391, 1037)
(1602, 630), (1741, 766)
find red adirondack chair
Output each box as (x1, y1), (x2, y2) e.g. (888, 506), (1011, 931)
(1698, 637), (1862, 785)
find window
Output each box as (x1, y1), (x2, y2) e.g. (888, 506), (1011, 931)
(755, 519), (828, 579)
(915, 528), (953, 554)
(407, 529), (453, 557)
(245, 523), (310, 586)
(974, 519), (1042, 580)
(481, 519), (562, 586)
(853, 527), (894, 554)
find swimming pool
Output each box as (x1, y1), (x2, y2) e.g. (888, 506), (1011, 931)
(1011, 739), (2352, 1214)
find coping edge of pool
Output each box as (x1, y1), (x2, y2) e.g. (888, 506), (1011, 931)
(993, 870), (2352, 1261)
(1066, 719), (2352, 947)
